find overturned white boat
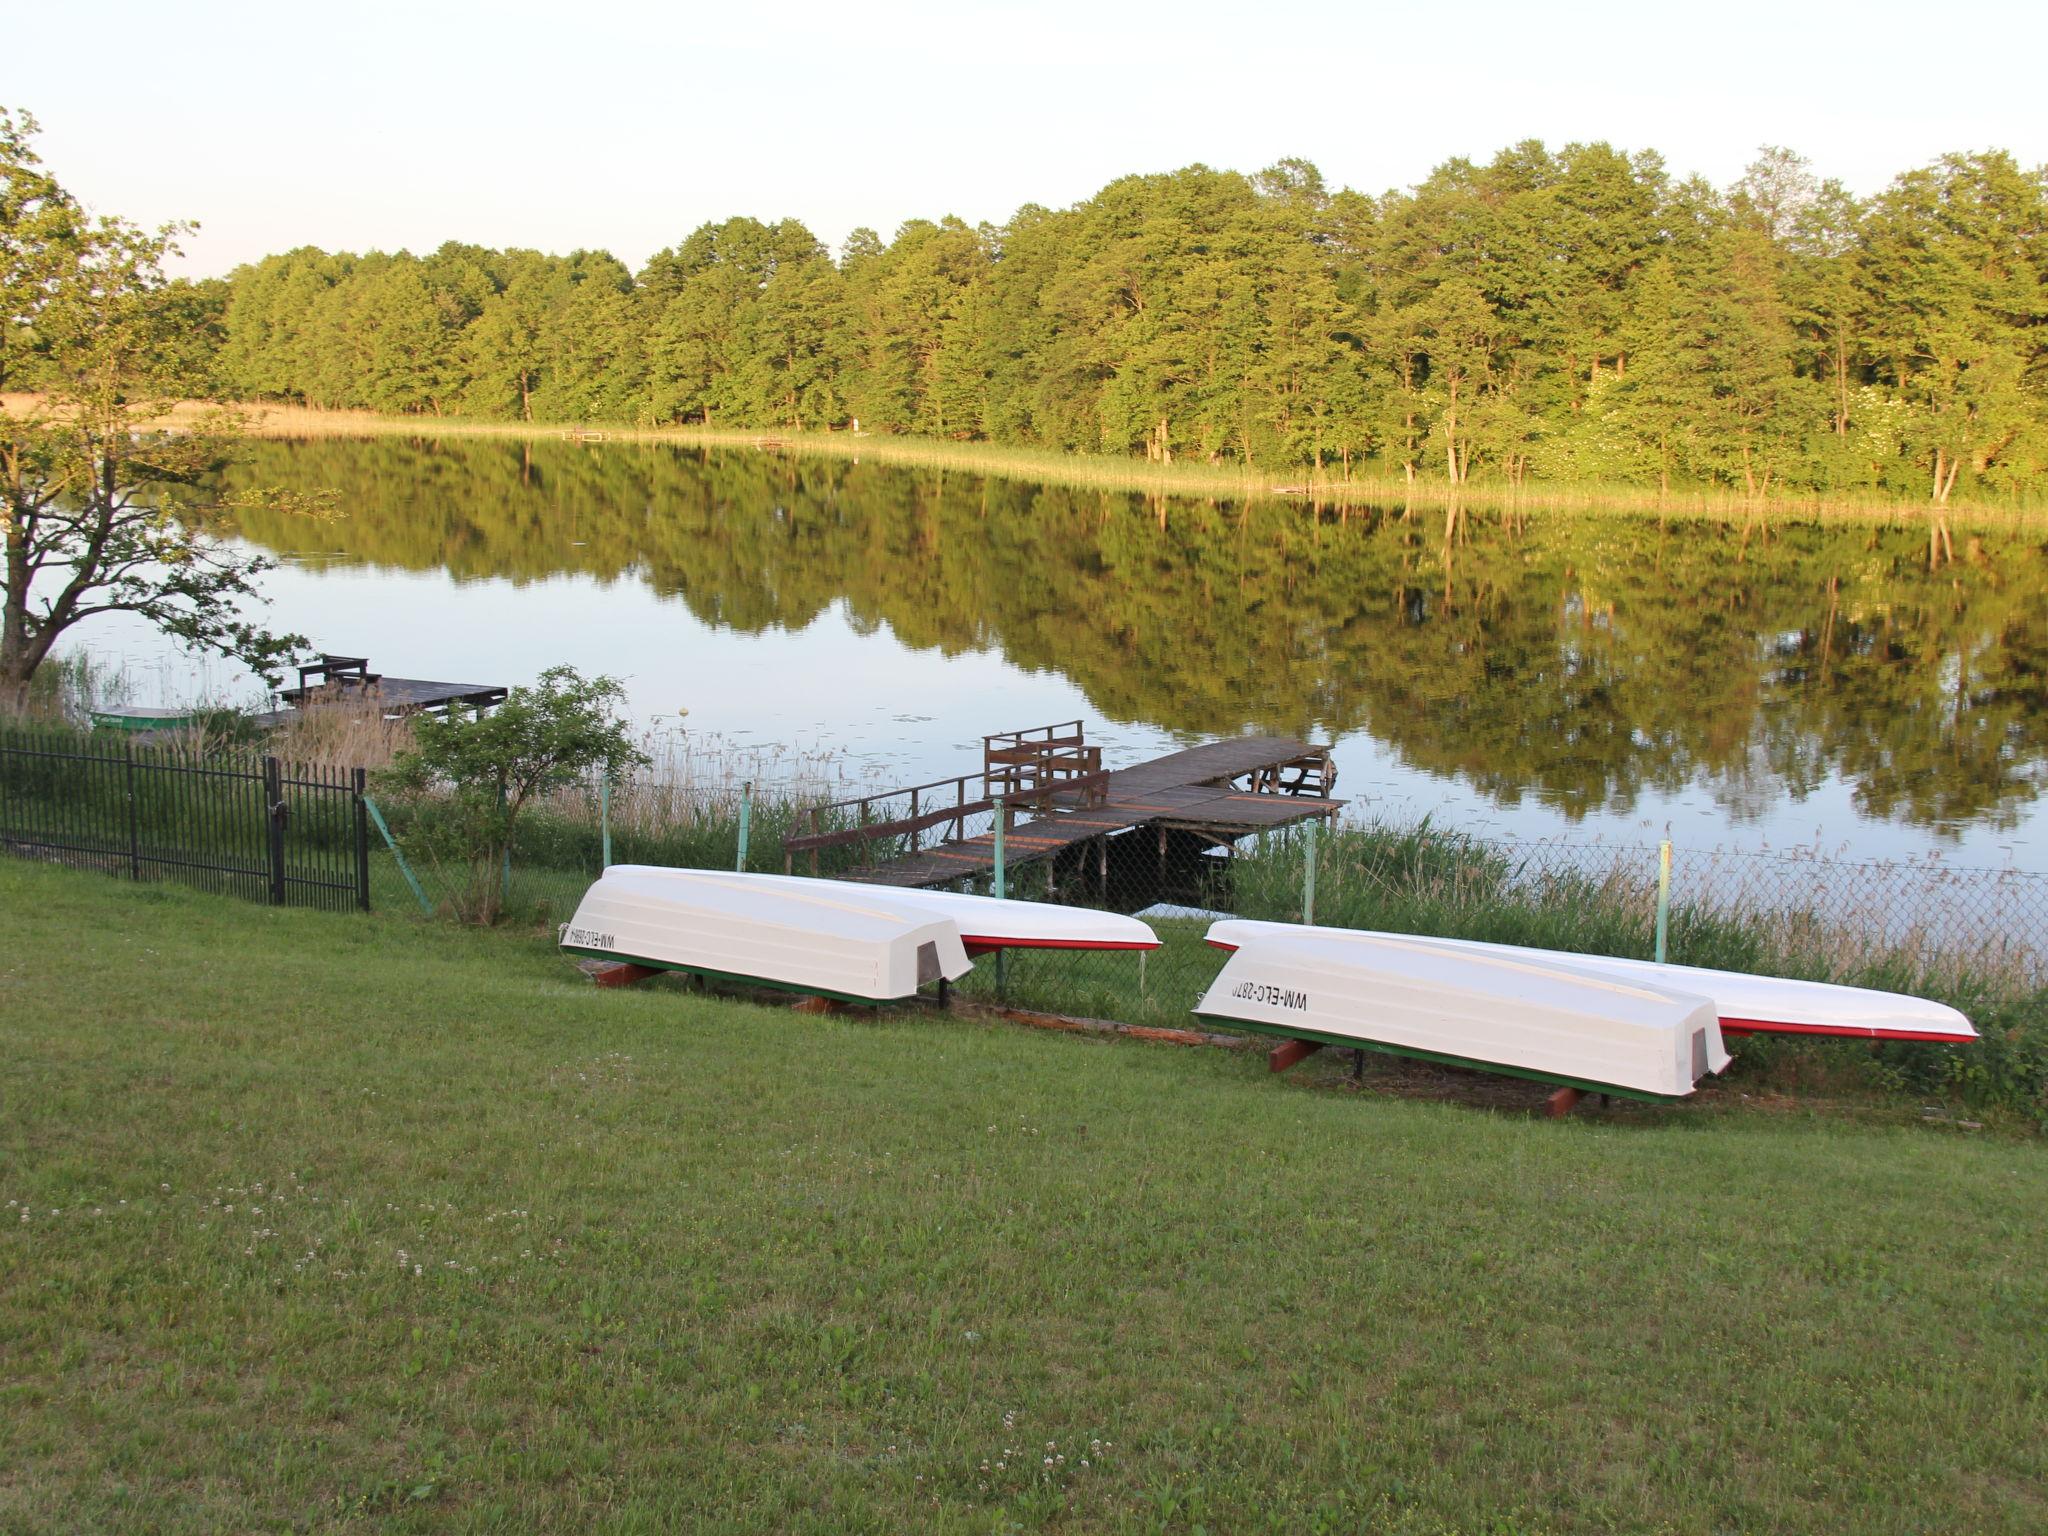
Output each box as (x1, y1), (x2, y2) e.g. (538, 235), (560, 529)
(599, 867), (1159, 955)
(562, 866), (972, 1003)
(1206, 920), (1975, 1043)
(1197, 921), (1731, 1100)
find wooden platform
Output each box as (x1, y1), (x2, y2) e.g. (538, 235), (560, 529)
(838, 735), (1343, 890)
(275, 655), (507, 719)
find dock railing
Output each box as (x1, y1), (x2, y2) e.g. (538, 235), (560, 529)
(781, 722), (1110, 875)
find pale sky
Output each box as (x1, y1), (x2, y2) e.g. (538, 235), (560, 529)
(10, 0), (2046, 278)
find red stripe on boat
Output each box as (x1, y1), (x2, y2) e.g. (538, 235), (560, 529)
(961, 936), (1160, 956)
(1718, 1016), (1973, 1042)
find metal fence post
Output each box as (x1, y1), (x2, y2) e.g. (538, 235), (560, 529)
(123, 742), (141, 882)
(1302, 818), (1319, 926)
(599, 775), (612, 870)
(737, 781), (752, 873)
(262, 757), (287, 905)
(992, 792), (1007, 899)
(363, 795), (434, 915)
(352, 768), (371, 911)
(1655, 839), (1672, 963)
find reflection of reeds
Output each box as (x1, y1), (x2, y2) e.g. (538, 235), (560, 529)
(57, 392), (2044, 530)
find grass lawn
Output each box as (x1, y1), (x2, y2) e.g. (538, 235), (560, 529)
(2, 861), (2044, 1533)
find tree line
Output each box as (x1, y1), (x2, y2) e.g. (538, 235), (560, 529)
(45, 142), (2048, 506)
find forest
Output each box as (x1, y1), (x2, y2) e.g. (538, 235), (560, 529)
(88, 143), (2048, 504)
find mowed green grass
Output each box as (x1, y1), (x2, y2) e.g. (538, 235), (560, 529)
(1, 863), (2043, 1534)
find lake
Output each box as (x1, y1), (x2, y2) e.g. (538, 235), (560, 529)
(78, 436), (2048, 869)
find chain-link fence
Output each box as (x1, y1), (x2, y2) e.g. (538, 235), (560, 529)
(361, 773), (2048, 1021)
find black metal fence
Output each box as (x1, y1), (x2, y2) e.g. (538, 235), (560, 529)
(0, 729), (370, 912)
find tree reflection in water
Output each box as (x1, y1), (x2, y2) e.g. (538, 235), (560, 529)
(224, 438), (2048, 833)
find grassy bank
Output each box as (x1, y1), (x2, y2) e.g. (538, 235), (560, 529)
(10, 392), (2037, 528)
(3, 860), (2046, 1532)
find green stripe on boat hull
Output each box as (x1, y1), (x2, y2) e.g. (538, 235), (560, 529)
(1192, 1013), (1681, 1103)
(561, 944), (896, 1006)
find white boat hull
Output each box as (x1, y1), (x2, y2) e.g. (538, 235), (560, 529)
(1197, 923), (1730, 1100)
(1205, 920), (1975, 1043)
(603, 867), (1159, 953)
(562, 867), (971, 1003)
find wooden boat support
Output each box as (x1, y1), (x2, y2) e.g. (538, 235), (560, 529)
(1546, 1087), (1585, 1118)
(782, 721), (1344, 897)
(591, 961), (663, 989)
(1269, 1038), (1325, 1073)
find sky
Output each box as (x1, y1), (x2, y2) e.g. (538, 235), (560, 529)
(9, 0), (2047, 278)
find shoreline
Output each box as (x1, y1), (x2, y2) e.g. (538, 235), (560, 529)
(12, 393), (2038, 529)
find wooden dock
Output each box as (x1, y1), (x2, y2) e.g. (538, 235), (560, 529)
(274, 655), (508, 719)
(785, 724), (1342, 896)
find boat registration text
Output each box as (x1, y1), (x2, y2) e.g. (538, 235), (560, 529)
(1231, 980), (1310, 1010)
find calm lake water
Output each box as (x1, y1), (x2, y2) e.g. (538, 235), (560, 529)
(81, 437), (2048, 869)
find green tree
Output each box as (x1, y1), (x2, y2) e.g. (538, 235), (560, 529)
(377, 666), (647, 922)
(1, 107), (307, 710)
(1859, 152), (2048, 508)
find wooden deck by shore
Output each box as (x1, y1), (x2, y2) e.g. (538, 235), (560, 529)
(785, 723), (1342, 898)
(266, 654), (508, 723)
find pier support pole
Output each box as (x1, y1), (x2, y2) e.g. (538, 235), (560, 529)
(600, 777), (612, 869)
(737, 781), (752, 872)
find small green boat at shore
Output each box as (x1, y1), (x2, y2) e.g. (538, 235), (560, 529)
(88, 706), (205, 734)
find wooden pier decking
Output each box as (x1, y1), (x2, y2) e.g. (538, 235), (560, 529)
(274, 655), (508, 719)
(786, 726), (1343, 893)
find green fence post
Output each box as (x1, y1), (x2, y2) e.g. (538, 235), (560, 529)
(1655, 839), (1672, 963)
(737, 781), (752, 873)
(992, 792), (1007, 900)
(1302, 817), (1319, 926)
(363, 795), (434, 916)
(600, 776), (612, 870)
(992, 792), (1007, 997)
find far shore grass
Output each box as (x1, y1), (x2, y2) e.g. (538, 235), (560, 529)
(3, 858), (2046, 1533)
(5, 391), (2036, 528)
